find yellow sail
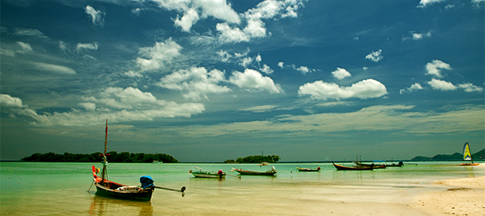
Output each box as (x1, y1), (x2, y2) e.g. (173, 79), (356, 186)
(463, 142), (472, 161)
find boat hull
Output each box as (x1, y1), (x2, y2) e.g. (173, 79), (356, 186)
(296, 167), (320, 172)
(333, 163), (373, 171)
(191, 172), (226, 178)
(234, 169), (276, 176)
(94, 184), (153, 201)
(459, 163), (479, 166)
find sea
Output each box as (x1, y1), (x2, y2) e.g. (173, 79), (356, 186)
(1, 162), (484, 216)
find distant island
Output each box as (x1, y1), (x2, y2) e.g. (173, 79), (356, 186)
(21, 151), (179, 163)
(224, 155), (280, 163)
(410, 148), (485, 161)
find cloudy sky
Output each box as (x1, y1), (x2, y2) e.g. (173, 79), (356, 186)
(1, 0), (484, 162)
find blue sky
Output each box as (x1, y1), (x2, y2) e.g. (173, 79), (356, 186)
(1, 0), (484, 162)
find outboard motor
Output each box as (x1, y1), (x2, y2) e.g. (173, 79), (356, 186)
(140, 176), (154, 189)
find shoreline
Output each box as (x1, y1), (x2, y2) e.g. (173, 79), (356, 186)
(411, 163), (485, 216)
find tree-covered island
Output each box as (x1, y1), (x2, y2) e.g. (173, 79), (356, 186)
(224, 155), (280, 163)
(21, 151), (179, 163)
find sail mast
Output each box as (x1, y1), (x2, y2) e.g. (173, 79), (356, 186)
(101, 119), (108, 185)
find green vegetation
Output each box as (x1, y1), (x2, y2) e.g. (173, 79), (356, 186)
(224, 155), (280, 163)
(411, 148), (485, 161)
(21, 151), (179, 163)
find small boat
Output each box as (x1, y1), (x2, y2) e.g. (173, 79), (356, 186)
(459, 142), (479, 166)
(91, 120), (154, 201)
(189, 167), (226, 178)
(232, 166), (277, 176)
(296, 167), (321, 172)
(354, 162), (387, 169)
(386, 161), (404, 167)
(258, 162), (269, 166)
(333, 162), (373, 171)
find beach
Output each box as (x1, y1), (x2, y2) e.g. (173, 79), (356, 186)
(1, 162), (485, 216)
(411, 163), (485, 216)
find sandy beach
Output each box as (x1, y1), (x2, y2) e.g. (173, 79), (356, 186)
(411, 163), (485, 216)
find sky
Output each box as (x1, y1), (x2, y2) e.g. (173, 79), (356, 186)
(1, 0), (484, 162)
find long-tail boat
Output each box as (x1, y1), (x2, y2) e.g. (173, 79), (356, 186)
(296, 167), (321, 172)
(332, 162), (373, 171)
(91, 119), (154, 201)
(189, 167), (226, 178)
(232, 166), (277, 176)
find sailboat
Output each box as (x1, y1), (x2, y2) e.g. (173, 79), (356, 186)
(459, 142), (479, 166)
(91, 119), (155, 201)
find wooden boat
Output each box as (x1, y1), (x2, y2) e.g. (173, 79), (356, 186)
(232, 166), (277, 176)
(296, 167), (321, 172)
(386, 161), (404, 167)
(91, 119), (154, 201)
(333, 163), (373, 171)
(354, 162), (387, 169)
(190, 167), (226, 178)
(459, 142), (479, 166)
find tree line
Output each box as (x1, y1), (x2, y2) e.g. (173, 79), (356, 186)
(224, 155), (280, 163)
(21, 151), (179, 163)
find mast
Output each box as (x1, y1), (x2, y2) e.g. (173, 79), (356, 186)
(101, 119), (108, 185)
(468, 142), (474, 164)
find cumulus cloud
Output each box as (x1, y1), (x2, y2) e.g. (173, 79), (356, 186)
(298, 79), (388, 100)
(136, 38), (182, 71)
(277, 62), (284, 68)
(332, 68), (351, 80)
(260, 64), (274, 74)
(425, 59), (451, 78)
(0, 94), (24, 108)
(174, 8), (200, 32)
(427, 78), (457, 91)
(157, 67), (231, 101)
(365, 49), (383, 62)
(79, 102), (96, 111)
(417, 0), (446, 8)
(124, 70), (144, 78)
(216, 23), (250, 43)
(458, 83), (483, 92)
(400, 83), (424, 94)
(229, 69), (282, 93)
(33, 62), (77, 75)
(85, 5), (105, 26)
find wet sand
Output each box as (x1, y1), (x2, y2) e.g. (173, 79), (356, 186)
(411, 164), (485, 216)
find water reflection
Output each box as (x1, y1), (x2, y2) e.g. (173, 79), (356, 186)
(88, 196), (153, 216)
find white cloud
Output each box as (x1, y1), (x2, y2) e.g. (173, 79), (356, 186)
(239, 105), (277, 113)
(0, 94), (24, 108)
(136, 38), (182, 71)
(417, 0), (446, 8)
(365, 49), (383, 62)
(458, 83), (483, 92)
(297, 66), (311, 75)
(174, 8), (200, 32)
(216, 23), (250, 43)
(16, 41), (33, 53)
(243, 19), (267, 38)
(79, 102), (96, 111)
(217, 50), (232, 62)
(157, 67), (231, 101)
(0, 49), (16, 57)
(229, 69), (282, 93)
(124, 70), (144, 78)
(85, 5), (105, 26)
(33, 62), (76, 75)
(13, 28), (48, 39)
(472, 0), (485, 6)
(277, 62), (284, 68)
(193, 0), (241, 24)
(260, 64), (274, 74)
(403, 31), (432, 41)
(76, 42), (98, 52)
(427, 78), (457, 91)
(298, 79), (388, 100)
(400, 83), (424, 94)
(332, 67), (351, 80)
(239, 56), (254, 67)
(425, 59), (451, 78)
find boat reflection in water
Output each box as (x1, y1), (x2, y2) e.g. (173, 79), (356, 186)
(88, 196), (153, 216)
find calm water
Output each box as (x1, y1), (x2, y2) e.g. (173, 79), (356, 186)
(1, 162), (484, 215)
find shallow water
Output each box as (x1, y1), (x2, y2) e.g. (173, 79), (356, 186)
(1, 162), (484, 215)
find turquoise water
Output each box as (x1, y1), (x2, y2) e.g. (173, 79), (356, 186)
(1, 162), (484, 215)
